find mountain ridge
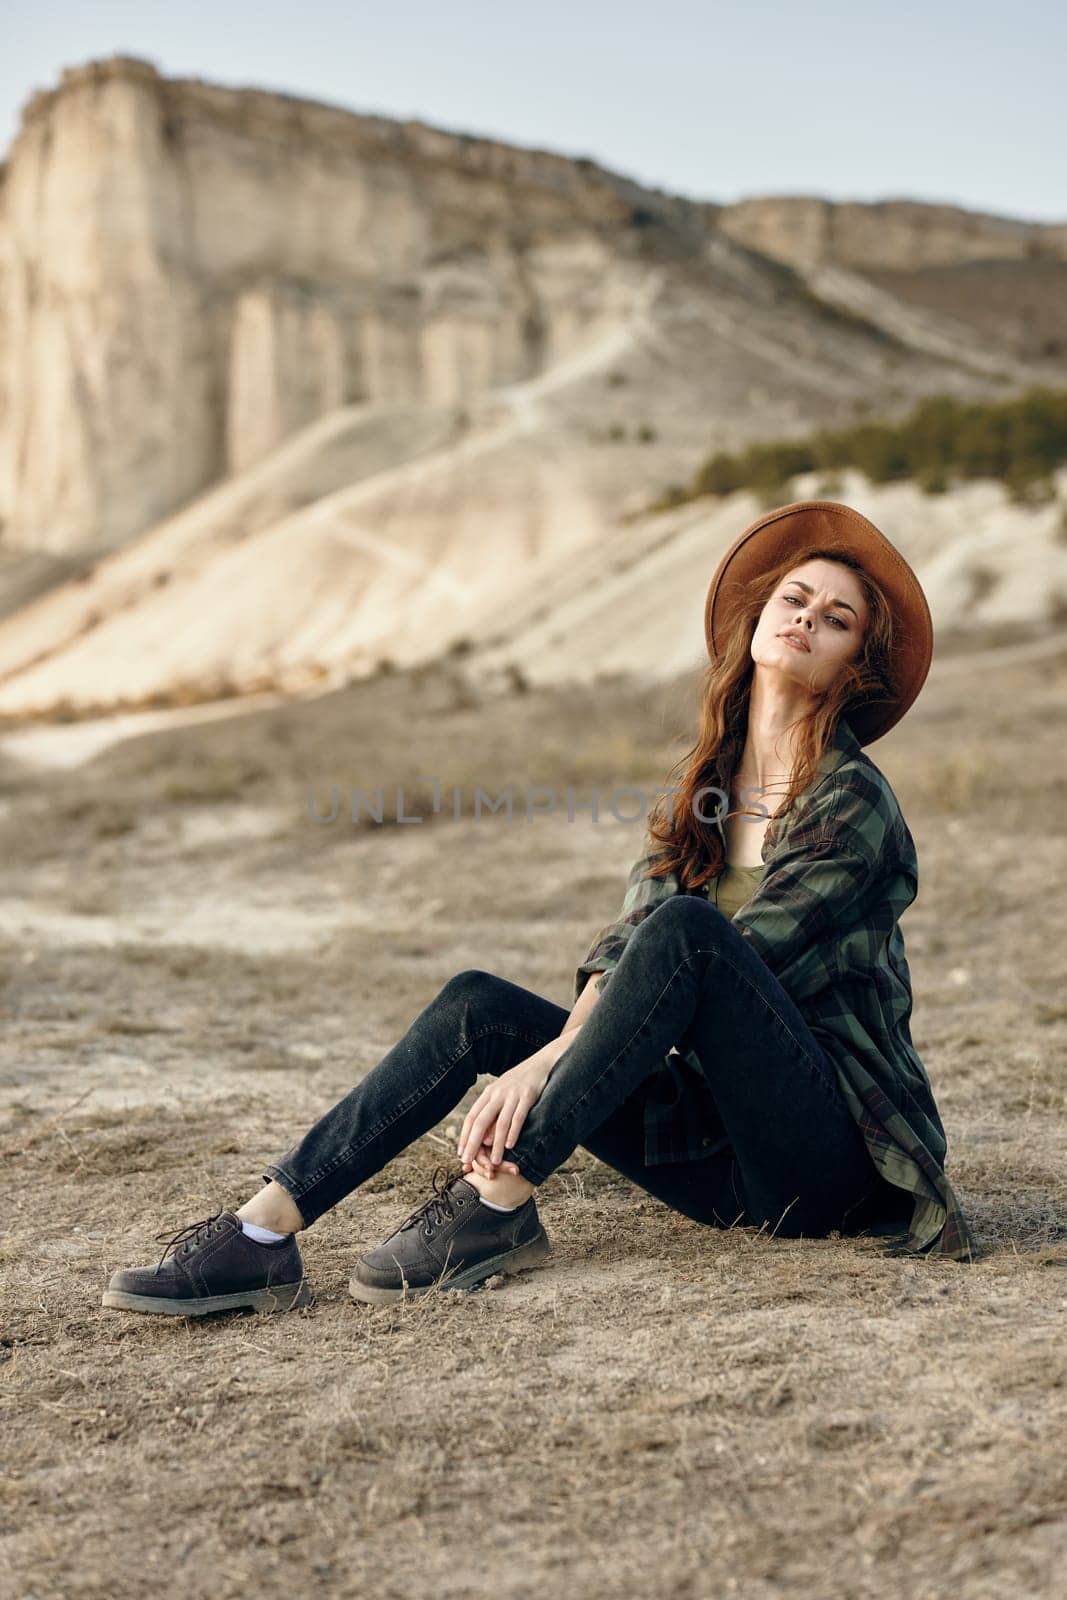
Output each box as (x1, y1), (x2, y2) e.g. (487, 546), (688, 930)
(0, 56), (1064, 719)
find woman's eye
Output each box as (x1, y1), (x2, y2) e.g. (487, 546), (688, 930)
(781, 595), (846, 629)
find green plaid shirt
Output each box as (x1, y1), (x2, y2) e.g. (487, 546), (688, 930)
(573, 714), (978, 1264)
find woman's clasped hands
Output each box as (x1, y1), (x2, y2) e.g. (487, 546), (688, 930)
(456, 1031), (580, 1180)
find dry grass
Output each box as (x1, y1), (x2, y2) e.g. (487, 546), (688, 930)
(1, 635), (1065, 1598)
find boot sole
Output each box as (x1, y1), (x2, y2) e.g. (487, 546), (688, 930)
(101, 1278), (314, 1317)
(348, 1225), (551, 1305)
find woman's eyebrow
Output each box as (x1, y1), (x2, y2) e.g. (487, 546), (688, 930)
(785, 579), (859, 618)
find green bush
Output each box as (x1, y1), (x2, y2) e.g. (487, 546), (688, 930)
(668, 386), (1067, 510)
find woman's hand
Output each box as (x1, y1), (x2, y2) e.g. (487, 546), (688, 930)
(467, 1134), (518, 1180)
(457, 1035), (578, 1178)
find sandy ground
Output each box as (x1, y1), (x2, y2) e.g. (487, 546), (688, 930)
(1, 641), (1065, 1598)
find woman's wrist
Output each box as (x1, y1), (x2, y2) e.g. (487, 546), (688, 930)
(548, 1025), (582, 1061)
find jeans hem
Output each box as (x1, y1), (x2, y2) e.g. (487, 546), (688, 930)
(508, 1152), (547, 1186)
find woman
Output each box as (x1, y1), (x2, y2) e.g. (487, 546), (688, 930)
(103, 501), (977, 1318)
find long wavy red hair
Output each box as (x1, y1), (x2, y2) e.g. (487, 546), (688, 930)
(644, 546), (896, 891)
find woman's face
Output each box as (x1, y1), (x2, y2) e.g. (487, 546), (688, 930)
(750, 558), (868, 694)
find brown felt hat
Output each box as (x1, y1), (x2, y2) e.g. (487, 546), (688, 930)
(703, 500), (933, 747)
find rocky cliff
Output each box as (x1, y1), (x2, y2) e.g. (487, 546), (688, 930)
(6, 58), (1067, 563)
(0, 56), (711, 553)
(714, 195), (1067, 273)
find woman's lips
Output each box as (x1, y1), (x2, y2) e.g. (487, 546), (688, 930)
(779, 633), (810, 652)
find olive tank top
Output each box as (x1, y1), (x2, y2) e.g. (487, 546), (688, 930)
(712, 860), (767, 920)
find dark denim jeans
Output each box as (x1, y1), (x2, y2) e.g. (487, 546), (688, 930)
(264, 895), (898, 1239)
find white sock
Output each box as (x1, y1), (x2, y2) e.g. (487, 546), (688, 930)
(240, 1219), (289, 1243)
(477, 1196), (521, 1212)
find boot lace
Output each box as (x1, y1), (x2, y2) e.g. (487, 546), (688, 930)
(398, 1164), (465, 1235)
(153, 1211), (227, 1275)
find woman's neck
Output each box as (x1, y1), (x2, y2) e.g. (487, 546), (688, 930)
(740, 680), (810, 792)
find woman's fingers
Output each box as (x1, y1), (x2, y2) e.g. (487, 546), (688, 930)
(503, 1103), (531, 1159)
(465, 1130), (520, 1179)
(492, 1089), (538, 1167)
(476, 1137), (519, 1178)
(470, 1139), (493, 1178)
(458, 1091), (495, 1163)
(492, 1100), (523, 1165)
(467, 1094), (516, 1165)
(459, 1102), (497, 1173)
(460, 1094), (492, 1158)
(458, 1096), (496, 1165)
(494, 1086), (539, 1165)
(458, 1084), (525, 1173)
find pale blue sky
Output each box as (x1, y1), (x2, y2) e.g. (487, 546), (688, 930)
(3, 1), (1064, 222)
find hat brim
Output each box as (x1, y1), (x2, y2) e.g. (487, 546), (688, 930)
(703, 500), (933, 747)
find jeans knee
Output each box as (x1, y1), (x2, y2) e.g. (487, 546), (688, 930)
(435, 968), (507, 1018)
(645, 893), (725, 941)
